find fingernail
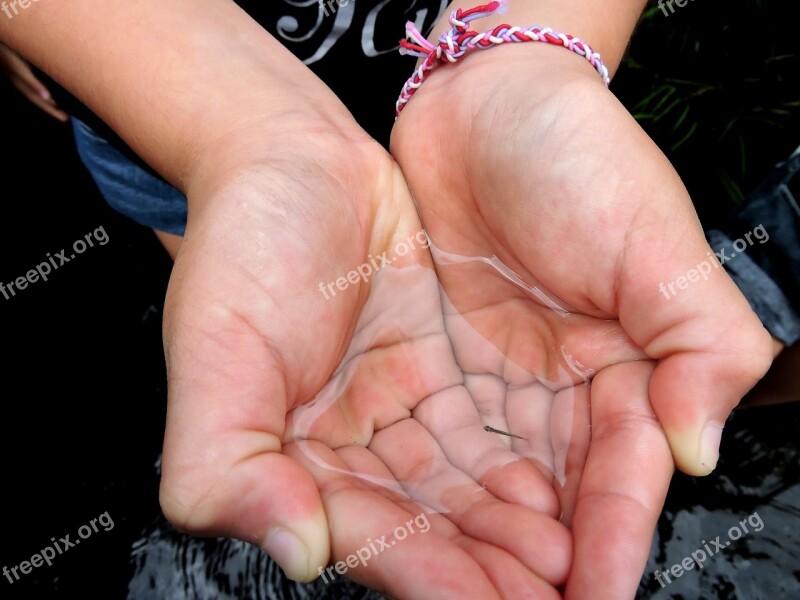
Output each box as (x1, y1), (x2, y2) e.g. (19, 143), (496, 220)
(699, 421), (724, 471)
(38, 89), (52, 101)
(264, 528), (309, 581)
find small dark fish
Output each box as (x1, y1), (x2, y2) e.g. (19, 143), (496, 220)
(483, 425), (527, 441)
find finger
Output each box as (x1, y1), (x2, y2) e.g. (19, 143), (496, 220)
(548, 383), (591, 526)
(504, 381), (556, 475)
(286, 441), (503, 599)
(9, 71), (68, 121)
(466, 372), (561, 486)
(412, 385), (560, 516)
(618, 221), (773, 475)
(26, 91), (69, 121)
(161, 309), (328, 582)
(646, 317), (771, 474)
(335, 444), (561, 600)
(464, 373), (508, 424)
(458, 538), (563, 600)
(370, 419), (572, 584)
(566, 360), (673, 599)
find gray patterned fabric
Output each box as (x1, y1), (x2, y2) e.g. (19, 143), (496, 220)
(127, 517), (386, 600)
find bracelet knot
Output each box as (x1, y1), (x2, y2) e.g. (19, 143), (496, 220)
(396, 0), (610, 116)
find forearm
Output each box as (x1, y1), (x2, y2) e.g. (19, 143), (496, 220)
(433, 0), (648, 76)
(0, 0), (359, 195)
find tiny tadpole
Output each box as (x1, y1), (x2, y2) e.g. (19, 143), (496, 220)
(483, 425), (527, 441)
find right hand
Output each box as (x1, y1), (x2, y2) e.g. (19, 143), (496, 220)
(391, 41), (774, 597)
(0, 43), (67, 121)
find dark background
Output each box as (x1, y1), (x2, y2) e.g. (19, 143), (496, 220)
(1, 0), (799, 598)
(0, 84), (171, 597)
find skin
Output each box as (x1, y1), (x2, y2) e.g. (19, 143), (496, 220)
(397, 0), (773, 475)
(2, 1), (581, 595)
(0, 0), (776, 598)
(391, 1), (773, 595)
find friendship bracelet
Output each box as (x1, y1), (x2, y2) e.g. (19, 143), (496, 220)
(395, 0), (610, 116)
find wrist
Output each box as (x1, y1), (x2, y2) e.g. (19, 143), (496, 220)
(396, 39), (607, 128)
(184, 109), (390, 224)
(171, 42), (369, 199)
(184, 99), (366, 210)
(430, 0), (648, 78)
(396, 1), (636, 119)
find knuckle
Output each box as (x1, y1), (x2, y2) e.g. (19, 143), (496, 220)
(158, 472), (218, 535)
(725, 321), (774, 386)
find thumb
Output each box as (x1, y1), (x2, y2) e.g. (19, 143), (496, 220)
(619, 212), (773, 475)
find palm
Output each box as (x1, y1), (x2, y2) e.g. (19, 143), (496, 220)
(392, 47), (767, 596)
(159, 140), (575, 597)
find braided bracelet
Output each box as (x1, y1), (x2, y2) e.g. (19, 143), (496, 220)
(396, 0), (610, 116)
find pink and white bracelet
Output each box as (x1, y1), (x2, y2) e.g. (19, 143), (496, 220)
(396, 0), (610, 116)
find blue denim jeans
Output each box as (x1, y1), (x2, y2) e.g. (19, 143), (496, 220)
(72, 117), (188, 235)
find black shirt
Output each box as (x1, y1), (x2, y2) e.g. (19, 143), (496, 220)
(42, 0), (448, 172)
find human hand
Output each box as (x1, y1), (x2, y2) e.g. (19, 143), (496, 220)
(391, 42), (773, 597)
(158, 116), (602, 597)
(0, 43), (67, 121)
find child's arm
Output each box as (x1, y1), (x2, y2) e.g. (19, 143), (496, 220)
(0, 0), (360, 197)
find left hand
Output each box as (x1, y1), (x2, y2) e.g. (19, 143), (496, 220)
(391, 42), (773, 597)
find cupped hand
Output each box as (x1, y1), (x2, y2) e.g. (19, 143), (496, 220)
(158, 119), (590, 598)
(391, 43), (773, 597)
